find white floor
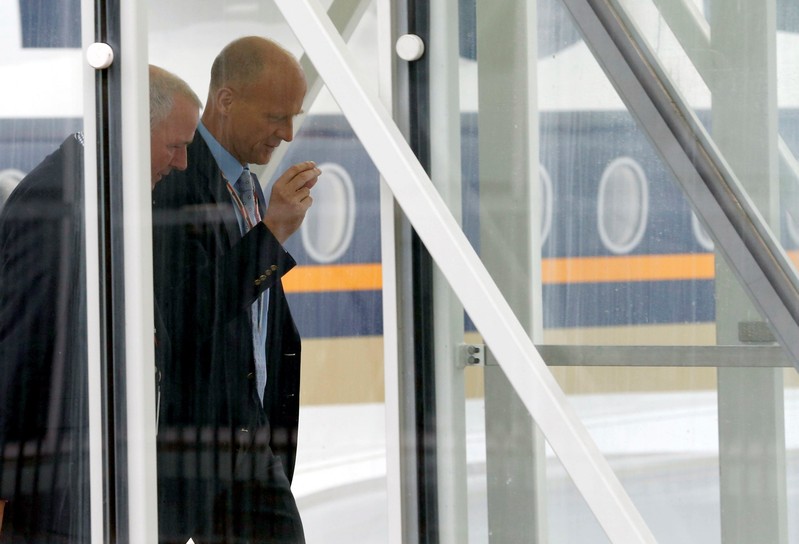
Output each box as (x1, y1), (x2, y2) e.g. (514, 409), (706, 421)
(293, 390), (799, 543)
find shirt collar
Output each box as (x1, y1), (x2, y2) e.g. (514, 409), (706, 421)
(197, 122), (247, 184)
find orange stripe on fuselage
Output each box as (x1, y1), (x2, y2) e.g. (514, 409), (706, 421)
(541, 253), (716, 284)
(283, 263), (383, 293)
(284, 251), (799, 293)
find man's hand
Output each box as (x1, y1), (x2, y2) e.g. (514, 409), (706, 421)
(262, 161), (320, 244)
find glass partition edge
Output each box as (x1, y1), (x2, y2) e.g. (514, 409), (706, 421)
(80, 0), (104, 541)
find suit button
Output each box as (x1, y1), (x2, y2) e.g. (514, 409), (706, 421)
(270, 265), (278, 271)
(265, 270), (272, 276)
(247, 372), (254, 380)
(259, 274), (267, 280)
(254, 279), (261, 286)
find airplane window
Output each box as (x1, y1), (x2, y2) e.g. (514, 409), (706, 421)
(300, 162), (356, 264)
(0, 168), (24, 211)
(540, 164), (553, 245)
(597, 156), (649, 254)
(692, 211), (715, 251)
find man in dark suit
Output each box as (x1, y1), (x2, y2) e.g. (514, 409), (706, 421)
(152, 37), (319, 544)
(0, 66), (200, 542)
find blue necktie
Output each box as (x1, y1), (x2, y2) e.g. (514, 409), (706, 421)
(236, 167), (257, 228)
(236, 167), (268, 404)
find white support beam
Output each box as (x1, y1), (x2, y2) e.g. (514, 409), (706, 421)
(120, 0), (160, 541)
(710, 2), (789, 543)
(376, 0), (418, 541)
(273, 0), (657, 542)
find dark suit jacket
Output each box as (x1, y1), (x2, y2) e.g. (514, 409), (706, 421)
(152, 133), (303, 543)
(0, 134), (91, 542)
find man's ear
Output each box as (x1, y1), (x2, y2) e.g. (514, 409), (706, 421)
(216, 87), (235, 114)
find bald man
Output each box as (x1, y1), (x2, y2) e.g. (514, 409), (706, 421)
(152, 37), (317, 544)
(0, 66), (200, 542)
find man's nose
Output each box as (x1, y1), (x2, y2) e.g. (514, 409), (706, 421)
(278, 119), (294, 142)
(172, 147), (189, 171)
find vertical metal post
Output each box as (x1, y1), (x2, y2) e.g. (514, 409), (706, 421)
(90, 0), (128, 541)
(711, 1), (789, 543)
(379, 0), (421, 542)
(476, 0), (547, 542)
(404, 3), (440, 542)
(428, 0), (469, 542)
(80, 0), (104, 539)
(119, 0), (159, 541)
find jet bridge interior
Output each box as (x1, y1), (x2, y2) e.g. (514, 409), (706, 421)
(1, 0), (798, 542)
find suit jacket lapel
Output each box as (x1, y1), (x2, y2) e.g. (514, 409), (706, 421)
(193, 136), (242, 248)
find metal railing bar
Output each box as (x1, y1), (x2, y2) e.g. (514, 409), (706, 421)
(531, 345), (792, 368)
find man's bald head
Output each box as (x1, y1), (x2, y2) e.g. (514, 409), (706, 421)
(202, 37), (307, 166)
(208, 36), (304, 97)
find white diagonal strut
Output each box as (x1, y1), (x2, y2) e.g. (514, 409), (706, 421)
(274, 0), (657, 542)
(254, 0), (371, 185)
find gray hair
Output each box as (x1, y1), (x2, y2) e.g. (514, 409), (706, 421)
(149, 65), (202, 128)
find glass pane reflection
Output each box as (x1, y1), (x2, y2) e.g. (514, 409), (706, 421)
(0, 1), (88, 541)
(149, 1), (384, 542)
(462, 0), (799, 542)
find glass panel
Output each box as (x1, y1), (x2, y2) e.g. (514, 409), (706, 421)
(0, 0), (91, 540)
(134, 0), (799, 542)
(148, 1), (386, 542)
(453, 0), (798, 542)
(620, 0), (799, 280)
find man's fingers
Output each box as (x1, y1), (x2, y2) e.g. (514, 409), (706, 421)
(298, 187), (312, 203)
(289, 167), (319, 191)
(297, 194), (313, 210)
(302, 174), (319, 190)
(280, 161), (316, 182)
(275, 161), (319, 190)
